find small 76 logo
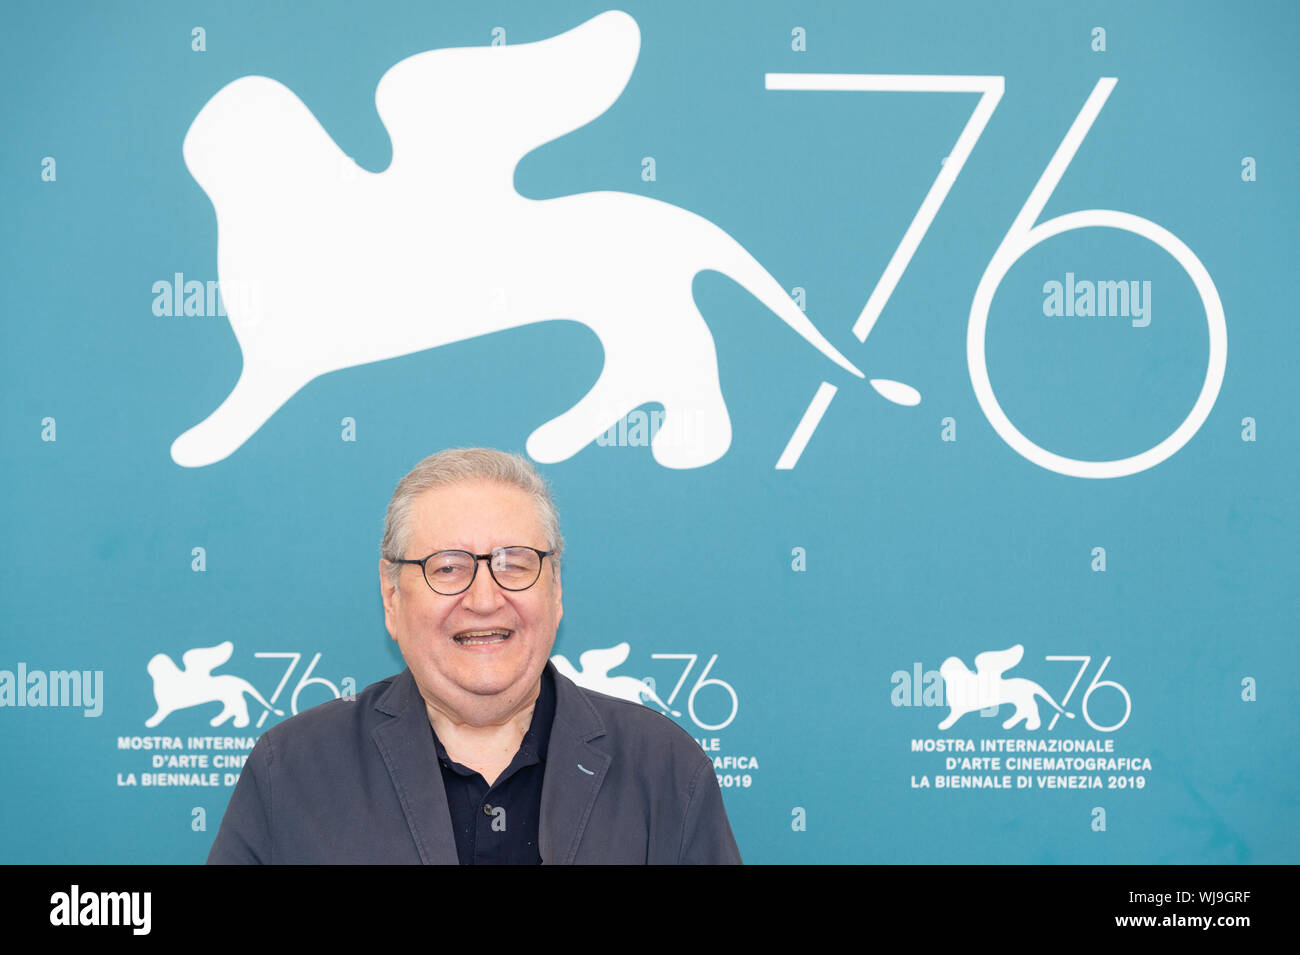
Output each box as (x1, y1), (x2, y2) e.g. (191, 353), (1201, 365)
(145, 642), (352, 728)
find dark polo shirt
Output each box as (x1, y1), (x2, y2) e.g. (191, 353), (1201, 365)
(431, 667), (556, 865)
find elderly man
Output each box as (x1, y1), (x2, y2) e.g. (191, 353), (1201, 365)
(208, 448), (741, 864)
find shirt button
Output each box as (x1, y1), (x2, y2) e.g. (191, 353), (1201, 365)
(482, 803), (494, 816)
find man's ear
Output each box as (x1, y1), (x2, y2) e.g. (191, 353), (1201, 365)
(553, 566), (563, 627)
(379, 559), (399, 640)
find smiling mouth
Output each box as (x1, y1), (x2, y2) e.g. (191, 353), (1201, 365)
(453, 629), (513, 646)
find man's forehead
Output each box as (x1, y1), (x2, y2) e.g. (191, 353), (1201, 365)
(408, 480), (545, 544)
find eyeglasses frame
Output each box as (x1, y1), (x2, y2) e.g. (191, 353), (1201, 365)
(389, 546), (556, 595)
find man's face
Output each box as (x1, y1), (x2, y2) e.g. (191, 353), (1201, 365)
(380, 480), (563, 723)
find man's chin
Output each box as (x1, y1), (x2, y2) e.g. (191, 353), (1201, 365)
(444, 664), (543, 705)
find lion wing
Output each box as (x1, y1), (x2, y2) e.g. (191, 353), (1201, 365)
(973, 644), (1024, 679)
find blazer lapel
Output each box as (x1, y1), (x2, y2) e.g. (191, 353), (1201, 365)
(371, 669), (459, 864)
(539, 665), (611, 864)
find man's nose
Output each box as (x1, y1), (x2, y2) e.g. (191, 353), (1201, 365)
(461, 558), (506, 612)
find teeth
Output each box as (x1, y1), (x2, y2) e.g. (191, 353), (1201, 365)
(455, 630), (511, 645)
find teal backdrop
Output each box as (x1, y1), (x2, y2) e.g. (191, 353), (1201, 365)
(1, 0), (1296, 863)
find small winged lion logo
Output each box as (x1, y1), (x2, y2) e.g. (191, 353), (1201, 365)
(145, 641), (283, 728)
(938, 644), (1074, 731)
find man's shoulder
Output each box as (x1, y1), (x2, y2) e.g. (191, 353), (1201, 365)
(572, 683), (688, 734)
(254, 671), (403, 748)
(554, 675), (710, 769)
(550, 671), (741, 863)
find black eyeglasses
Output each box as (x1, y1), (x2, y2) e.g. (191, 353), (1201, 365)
(391, 546), (555, 595)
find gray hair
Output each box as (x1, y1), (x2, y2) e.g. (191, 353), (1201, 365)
(380, 448), (564, 586)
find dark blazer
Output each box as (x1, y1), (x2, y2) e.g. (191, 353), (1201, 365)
(207, 662), (742, 864)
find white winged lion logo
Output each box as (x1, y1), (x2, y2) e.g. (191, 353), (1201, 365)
(145, 642), (283, 728)
(937, 645), (1074, 731)
(172, 10), (864, 469)
(551, 642), (679, 716)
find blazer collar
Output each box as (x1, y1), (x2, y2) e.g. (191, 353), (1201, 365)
(539, 662), (612, 864)
(371, 669), (458, 864)
(372, 663), (612, 865)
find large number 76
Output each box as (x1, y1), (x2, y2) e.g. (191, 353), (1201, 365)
(768, 74), (1226, 478)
